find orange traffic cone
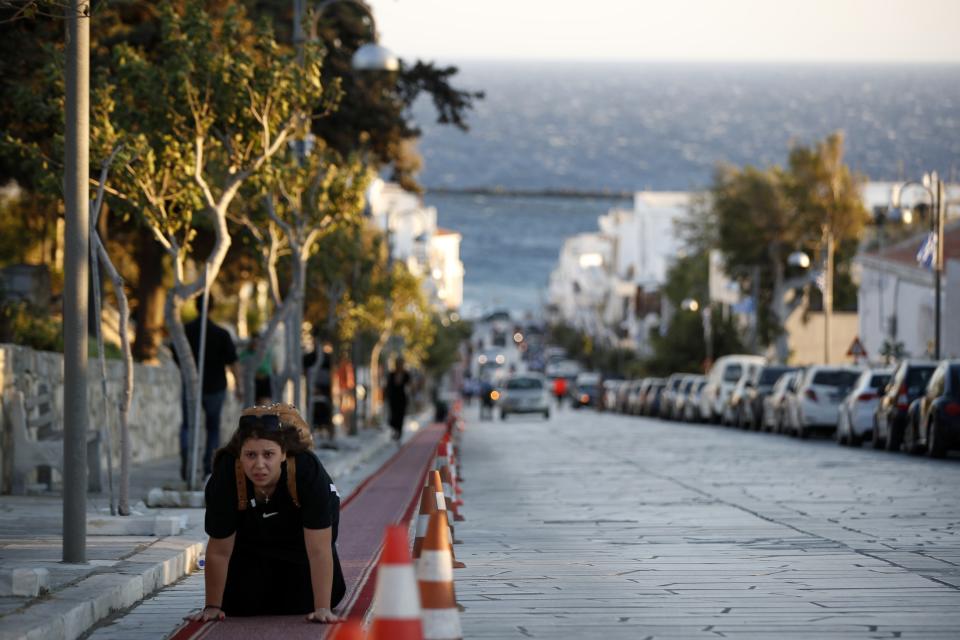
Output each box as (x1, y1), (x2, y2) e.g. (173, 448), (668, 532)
(428, 471), (465, 568)
(368, 526), (423, 640)
(413, 483), (438, 559)
(440, 466), (465, 522)
(330, 619), (365, 640)
(417, 511), (463, 640)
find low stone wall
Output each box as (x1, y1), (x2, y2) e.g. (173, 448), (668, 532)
(0, 344), (241, 491)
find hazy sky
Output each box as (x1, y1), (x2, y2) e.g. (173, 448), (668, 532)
(366, 0), (960, 63)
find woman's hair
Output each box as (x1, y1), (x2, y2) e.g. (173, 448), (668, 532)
(213, 404), (313, 466)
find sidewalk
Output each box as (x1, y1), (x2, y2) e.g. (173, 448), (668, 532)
(0, 424), (396, 640)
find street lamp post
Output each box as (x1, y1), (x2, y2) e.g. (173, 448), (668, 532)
(891, 173), (946, 359)
(681, 298), (712, 372)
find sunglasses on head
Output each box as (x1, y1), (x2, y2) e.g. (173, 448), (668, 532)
(238, 413), (281, 432)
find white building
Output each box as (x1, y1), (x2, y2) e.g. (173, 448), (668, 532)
(548, 232), (615, 340)
(365, 179), (465, 311)
(856, 220), (960, 362)
(548, 191), (690, 351)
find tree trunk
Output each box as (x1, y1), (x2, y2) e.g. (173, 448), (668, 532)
(165, 291), (198, 485)
(133, 234), (166, 363)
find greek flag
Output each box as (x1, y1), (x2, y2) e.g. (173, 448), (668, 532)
(915, 232), (937, 270)
(814, 270), (826, 292)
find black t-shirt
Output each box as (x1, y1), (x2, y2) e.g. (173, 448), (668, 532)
(183, 319), (238, 394)
(205, 450), (345, 615)
(205, 450), (339, 548)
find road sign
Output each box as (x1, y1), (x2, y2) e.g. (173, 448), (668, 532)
(847, 336), (868, 359)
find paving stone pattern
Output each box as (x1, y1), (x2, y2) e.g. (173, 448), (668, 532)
(455, 406), (960, 639)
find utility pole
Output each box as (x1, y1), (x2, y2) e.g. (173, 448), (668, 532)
(934, 174), (944, 359)
(63, 0), (90, 563)
(823, 227), (834, 365)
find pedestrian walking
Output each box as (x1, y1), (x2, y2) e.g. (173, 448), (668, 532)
(552, 376), (567, 408)
(385, 356), (411, 441)
(188, 404), (345, 623)
(176, 295), (241, 481)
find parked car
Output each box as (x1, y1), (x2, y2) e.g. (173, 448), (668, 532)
(674, 375), (705, 421)
(659, 373), (688, 420)
(601, 379), (625, 411)
(617, 380), (637, 413)
(836, 368), (892, 446)
(499, 374), (550, 420)
(572, 372), (602, 408)
(873, 360), (937, 451)
(631, 378), (657, 415)
(682, 378), (708, 422)
(904, 360), (960, 457)
(782, 366), (862, 438)
(763, 370), (800, 432)
(642, 379), (667, 416)
(621, 379), (643, 414)
(722, 363), (766, 426)
(738, 365), (799, 430)
(786, 365), (862, 438)
(700, 355), (768, 423)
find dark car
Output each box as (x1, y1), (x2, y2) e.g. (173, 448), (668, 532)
(873, 360), (937, 451)
(642, 380), (667, 416)
(904, 360), (960, 458)
(572, 373), (602, 408)
(738, 365), (799, 430)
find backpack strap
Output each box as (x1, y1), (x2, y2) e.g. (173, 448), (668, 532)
(235, 459), (248, 511)
(286, 457), (300, 508)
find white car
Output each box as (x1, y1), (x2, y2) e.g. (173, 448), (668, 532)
(499, 374), (550, 420)
(700, 355), (767, 423)
(836, 368), (893, 446)
(763, 370), (800, 432)
(784, 366), (863, 438)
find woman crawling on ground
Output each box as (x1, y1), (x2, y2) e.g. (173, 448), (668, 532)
(189, 403), (346, 623)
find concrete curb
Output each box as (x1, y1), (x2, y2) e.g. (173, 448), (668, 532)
(0, 537), (204, 640)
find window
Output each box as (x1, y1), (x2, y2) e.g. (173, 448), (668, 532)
(869, 374), (891, 390)
(723, 364), (743, 383)
(906, 366), (936, 394)
(812, 370), (861, 388)
(760, 367), (793, 386)
(506, 378), (542, 390)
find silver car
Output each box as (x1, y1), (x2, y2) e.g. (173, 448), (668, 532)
(499, 374), (551, 420)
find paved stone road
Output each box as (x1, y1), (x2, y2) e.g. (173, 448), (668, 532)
(455, 404), (960, 639)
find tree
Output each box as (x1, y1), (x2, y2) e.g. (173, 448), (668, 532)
(232, 144), (370, 407)
(679, 132), (868, 362)
(645, 252), (746, 376)
(307, 2), (483, 191)
(91, 0), (328, 485)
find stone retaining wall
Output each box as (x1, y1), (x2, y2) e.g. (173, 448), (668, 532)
(0, 344), (241, 491)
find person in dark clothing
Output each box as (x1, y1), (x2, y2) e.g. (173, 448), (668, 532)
(176, 295), (240, 479)
(384, 356), (411, 441)
(189, 404), (344, 623)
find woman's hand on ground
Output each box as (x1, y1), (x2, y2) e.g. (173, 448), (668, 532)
(306, 608), (343, 623)
(185, 605), (225, 622)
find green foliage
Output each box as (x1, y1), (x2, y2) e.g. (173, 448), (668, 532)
(424, 315), (472, 379)
(677, 132), (868, 348)
(547, 322), (645, 378)
(645, 306), (746, 377)
(0, 299), (61, 352)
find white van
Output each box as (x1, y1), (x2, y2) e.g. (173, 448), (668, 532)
(699, 354), (767, 423)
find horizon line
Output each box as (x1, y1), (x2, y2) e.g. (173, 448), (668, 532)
(399, 56), (960, 67)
